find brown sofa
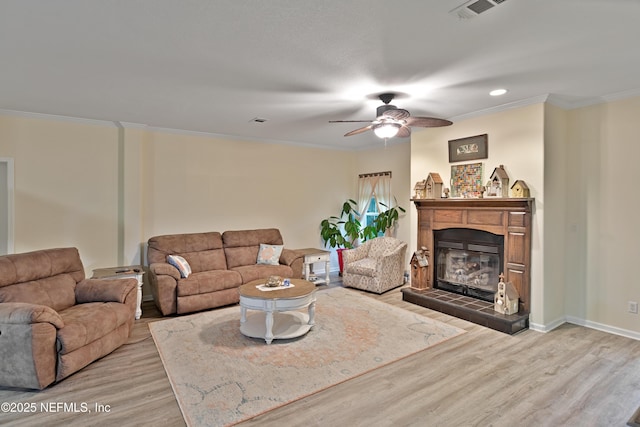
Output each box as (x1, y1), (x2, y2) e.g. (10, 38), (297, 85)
(0, 247), (138, 390)
(147, 228), (306, 316)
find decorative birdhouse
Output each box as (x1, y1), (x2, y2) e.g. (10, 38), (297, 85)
(425, 173), (443, 199)
(486, 165), (509, 198)
(410, 248), (430, 290)
(413, 179), (427, 199)
(494, 274), (519, 315)
(510, 180), (530, 198)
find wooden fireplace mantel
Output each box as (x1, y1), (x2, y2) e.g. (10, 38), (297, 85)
(412, 198), (534, 312)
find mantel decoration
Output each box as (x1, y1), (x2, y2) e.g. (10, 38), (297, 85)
(450, 162), (484, 198)
(486, 164), (510, 198)
(448, 134), (488, 163)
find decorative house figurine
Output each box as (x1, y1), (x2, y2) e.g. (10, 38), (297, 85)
(413, 179), (426, 199)
(510, 180), (530, 198)
(410, 248), (429, 290)
(487, 165), (509, 198)
(425, 173), (443, 199)
(494, 273), (519, 315)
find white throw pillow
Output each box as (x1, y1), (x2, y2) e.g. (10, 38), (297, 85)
(256, 244), (284, 265)
(167, 254), (192, 278)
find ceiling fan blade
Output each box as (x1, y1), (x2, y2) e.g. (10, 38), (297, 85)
(405, 116), (453, 127)
(329, 120), (374, 123)
(396, 126), (411, 138)
(344, 125), (373, 136)
(381, 108), (410, 120)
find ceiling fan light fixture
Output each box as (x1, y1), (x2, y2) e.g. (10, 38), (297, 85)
(373, 122), (401, 139)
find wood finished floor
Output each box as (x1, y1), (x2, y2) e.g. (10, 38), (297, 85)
(1, 274), (640, 427)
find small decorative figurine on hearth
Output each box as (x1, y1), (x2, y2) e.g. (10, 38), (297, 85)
(494, 273), (519, 315)
(410, 247), (429, 290)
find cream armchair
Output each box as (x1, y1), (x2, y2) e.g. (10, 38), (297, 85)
(342, 236), (408, 294)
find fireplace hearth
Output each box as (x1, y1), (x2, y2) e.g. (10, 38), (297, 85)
(403, 198), (533, 334)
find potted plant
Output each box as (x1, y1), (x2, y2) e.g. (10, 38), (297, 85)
(360, 199), (406, 241)
(320, 199), (361, 274)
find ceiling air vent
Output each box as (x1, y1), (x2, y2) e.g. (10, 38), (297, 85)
(449, 0), (507, 20)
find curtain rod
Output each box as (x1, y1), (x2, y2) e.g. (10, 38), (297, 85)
(359, 171), (392, 178)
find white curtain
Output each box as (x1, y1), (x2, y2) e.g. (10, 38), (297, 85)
(357, 173), (391, 220)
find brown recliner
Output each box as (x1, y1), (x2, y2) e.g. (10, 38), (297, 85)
(0, 247), (137, 389)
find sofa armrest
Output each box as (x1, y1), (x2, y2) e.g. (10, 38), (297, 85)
(280, 248), (303, 266)
(343, 244), (368, 263)
(0, 302), (64, 329)
(75, 278), (137, 304)
(150, 262), (181, 280)
(377, 243), (408, 271)
(148, 262), (180, 315)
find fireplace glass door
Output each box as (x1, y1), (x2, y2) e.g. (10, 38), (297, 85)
(434, 229), (503, 302)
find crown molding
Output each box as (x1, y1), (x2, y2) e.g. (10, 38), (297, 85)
(0, 109), (118, 128)
(449, 95), (550, 122)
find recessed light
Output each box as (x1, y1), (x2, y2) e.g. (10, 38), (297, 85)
(489, 89), (508, 96)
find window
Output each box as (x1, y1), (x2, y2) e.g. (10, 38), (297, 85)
(364, 196), (380, 229)
(358, 171), (391, 239)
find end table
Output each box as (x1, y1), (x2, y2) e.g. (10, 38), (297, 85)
(92, 265), (144, 320)
(298, 248), (331, 285)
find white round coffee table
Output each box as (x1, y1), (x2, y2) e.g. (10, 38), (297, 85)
(238, 278), (316, 344)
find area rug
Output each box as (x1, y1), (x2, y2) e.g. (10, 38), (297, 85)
(149, 287), (466, 426)
(629, 405), (640, 426)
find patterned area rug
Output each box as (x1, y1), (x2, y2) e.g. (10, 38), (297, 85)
(149, 287), (465, 426)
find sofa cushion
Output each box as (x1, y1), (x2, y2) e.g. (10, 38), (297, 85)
(0, 247), (84, 312)
(257, 244), (283, 265)
(57, 302), (132, 355)
(0, 247), (84, 288)
(0, 274), (78, 313)
(176, 270), (242, 297)
(223, 229), (284, 269)
(148, 232), (227, 273)
(231, 264), (294, 284)
(344, 258), (377, 278)
(167, 255), (192, 278)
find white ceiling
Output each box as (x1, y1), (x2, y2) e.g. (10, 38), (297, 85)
(1, 0), (639, 150)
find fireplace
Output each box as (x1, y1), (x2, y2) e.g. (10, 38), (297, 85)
(434, 228), (503, 302)
(402, 198), (533, 334)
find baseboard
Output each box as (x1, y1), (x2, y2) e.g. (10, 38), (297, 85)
(565, 316), (640, 341)
(529, 316), (565, 333)
(531, 315), (640, 341)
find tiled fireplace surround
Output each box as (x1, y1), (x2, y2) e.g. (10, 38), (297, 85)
(402, 198), (533, 334)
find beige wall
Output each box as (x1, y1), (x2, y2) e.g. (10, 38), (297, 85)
(543, 103), (569, 326)
(565, 97), (640, 334)
(140, 129), (357, 266)
(352, 141), (412, 270)
(0, 115), (121, 273)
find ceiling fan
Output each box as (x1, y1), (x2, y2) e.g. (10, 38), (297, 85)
(330, 93), (452, 139)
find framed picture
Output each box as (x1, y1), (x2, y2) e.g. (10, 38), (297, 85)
(448, 134), (488, 163)
(450, 162), (484, 198)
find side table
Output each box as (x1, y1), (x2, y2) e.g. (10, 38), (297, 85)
(298, 248), (330, 285)
(92, 265), (144, 320)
